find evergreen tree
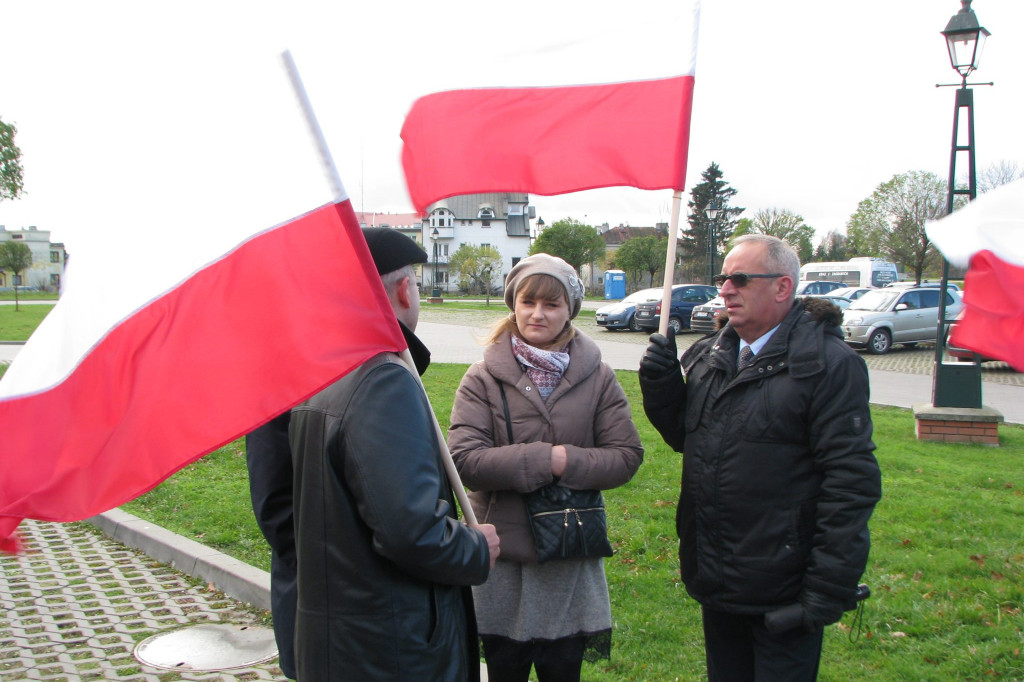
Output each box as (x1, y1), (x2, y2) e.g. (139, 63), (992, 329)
(680, 162), (743, 284)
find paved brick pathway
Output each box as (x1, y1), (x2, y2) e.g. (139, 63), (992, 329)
(0, 520), (285, 681)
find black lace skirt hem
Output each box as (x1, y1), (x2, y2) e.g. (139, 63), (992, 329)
(478, 627), (612, 662)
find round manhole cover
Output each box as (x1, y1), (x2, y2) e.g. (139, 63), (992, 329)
(134, 623), (278, 671)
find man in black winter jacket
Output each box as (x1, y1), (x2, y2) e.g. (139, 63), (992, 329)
(289, 227), (499, 681)
(639, 234), (881, 681)
(248, 227), (500, 681)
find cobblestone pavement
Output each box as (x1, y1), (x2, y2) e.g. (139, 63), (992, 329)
(0, 520), (285, 681)
(418, 304), (1023, 386)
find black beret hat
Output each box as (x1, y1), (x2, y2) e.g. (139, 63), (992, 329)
(362, 227), (428, 275)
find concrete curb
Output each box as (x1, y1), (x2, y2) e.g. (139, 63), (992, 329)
(87, 508), (272, 611)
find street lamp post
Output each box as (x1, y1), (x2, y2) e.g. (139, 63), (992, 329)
(931, 0), (990, 409)
(704, 201), (720, 285)
(430, 227), (441, 299)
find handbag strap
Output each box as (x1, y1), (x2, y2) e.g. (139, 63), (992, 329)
(497, 381), (514, 445)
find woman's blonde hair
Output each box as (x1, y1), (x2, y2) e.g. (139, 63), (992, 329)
(486, 273), (576, 348)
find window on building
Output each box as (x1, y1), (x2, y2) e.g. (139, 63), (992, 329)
(12, 234), (23, 240)
(51, 251), (61, 263)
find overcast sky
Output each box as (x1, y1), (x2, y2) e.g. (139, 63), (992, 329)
(2, 0), (1022, 251)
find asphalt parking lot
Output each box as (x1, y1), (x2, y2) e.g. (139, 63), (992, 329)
(418, 304), (1023, 387)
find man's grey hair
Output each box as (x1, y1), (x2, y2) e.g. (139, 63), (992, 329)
(379, 264), (416, 294)
(732, 234), (800, 297)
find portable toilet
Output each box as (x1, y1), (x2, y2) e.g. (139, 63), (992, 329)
(604, 270), (626, 300)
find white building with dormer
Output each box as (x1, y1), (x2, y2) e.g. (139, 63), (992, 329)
(422, 193), (535, 294)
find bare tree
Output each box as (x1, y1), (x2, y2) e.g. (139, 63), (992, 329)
(978, 160), (1024, 194)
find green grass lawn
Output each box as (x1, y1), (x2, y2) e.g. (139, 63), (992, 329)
(116, 364), (1024, 681)
(0, 304), (54, 341)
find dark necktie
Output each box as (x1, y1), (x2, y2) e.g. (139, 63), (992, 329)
(738, 346), (755, 370)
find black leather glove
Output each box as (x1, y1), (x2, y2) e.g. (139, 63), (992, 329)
(640, 329), (679, 377)
(800, 588), (846, 632)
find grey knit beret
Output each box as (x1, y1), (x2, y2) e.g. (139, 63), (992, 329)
(503, 253), (585, 319)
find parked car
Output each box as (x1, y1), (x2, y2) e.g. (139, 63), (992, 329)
(829, 286), (872, 301)
(798, 294), (852, 311)
(595, 287), (662, 331)
(841, 287), (963, 355)
(945, 313), (998, 363)
(884, 281), (960, 291)
(634, 284), (718, 333)
(794, 280), (846, 296)
(690, 295), (727, 334)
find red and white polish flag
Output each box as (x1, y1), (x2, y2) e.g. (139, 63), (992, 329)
(400, 1), (701, 215)
(0, 53), (406, 552)
(0, 199), (404, 553)
(926, 177), (1024, 372)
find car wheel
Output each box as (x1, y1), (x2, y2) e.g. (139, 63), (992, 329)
(628, 315), (642, 332)
(668, 317), (683, 334)
(867, 329), (892, 355)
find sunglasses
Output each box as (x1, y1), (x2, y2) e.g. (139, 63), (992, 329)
(712, 273), (785, 288)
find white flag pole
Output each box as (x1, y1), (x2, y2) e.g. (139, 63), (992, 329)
(281, 50), (478, 525)
(658, 190), (684, 337)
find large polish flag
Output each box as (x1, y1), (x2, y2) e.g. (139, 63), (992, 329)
(926, 178), (1024, 372)
(0, 56), (405, 552)
(400, 2), (701, 215)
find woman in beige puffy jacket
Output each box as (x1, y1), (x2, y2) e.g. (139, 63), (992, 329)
(448, 253), (643, 682)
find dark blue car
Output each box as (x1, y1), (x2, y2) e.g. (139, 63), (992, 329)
(634, 284), (718, 333)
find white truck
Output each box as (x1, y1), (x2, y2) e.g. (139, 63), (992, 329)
(799, 257), (898, 289)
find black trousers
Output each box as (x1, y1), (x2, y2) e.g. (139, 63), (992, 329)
(481, 635), (586, 682)
(701, 606), (824, 682)
(245, 413), (297, 680)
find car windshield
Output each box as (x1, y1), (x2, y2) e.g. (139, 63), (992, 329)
(848, 289), (899, 312)
(623, 289), (661, 304)
(700, 296), (724, 308)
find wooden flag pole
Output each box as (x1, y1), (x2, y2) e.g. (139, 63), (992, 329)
(401, 350), (478, 525)
(658, 190), (684, 337)
(282, 50), (478, 525)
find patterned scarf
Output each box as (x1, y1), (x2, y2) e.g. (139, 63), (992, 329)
(511, 335), (570, 401)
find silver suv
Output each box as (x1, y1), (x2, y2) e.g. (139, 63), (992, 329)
(841, 287), (963, 355)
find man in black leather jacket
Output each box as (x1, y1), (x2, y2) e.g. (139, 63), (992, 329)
(639, 234), (881, 681)
(288, 227), (499, 681)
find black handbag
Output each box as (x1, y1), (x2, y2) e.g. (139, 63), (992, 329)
(497, 382), (613, 564)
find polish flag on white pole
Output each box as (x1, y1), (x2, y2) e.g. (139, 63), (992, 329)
(926, 178), (1024, 372)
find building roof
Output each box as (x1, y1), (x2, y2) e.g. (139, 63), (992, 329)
(354, 212), (422, 230)
(427, 193), (528, 220)
(601, 225), (667, 246)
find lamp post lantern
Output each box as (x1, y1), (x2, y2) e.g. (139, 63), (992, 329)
(942, 0), (989, 84)
(430, 227), (441, 299)
(931, 0), (990, 409)
(704, 201), (720, 285)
